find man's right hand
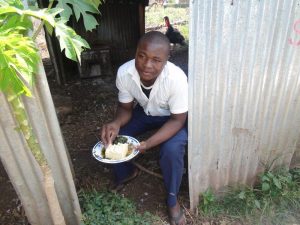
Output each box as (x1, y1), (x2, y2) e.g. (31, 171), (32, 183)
(100, 121), (120, 146)
(100, 101), (134, 146)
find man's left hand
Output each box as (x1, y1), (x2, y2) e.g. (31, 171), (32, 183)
(136, 141), (148, 154)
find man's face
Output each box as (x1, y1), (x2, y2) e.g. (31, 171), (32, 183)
(135, 40), (169, 85)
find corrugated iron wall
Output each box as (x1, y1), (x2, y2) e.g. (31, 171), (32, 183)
(95, 3), (141, 64)
(188, 0), (300, 209)
(0, 62), (81, 224)
(74, 2), (144, 66)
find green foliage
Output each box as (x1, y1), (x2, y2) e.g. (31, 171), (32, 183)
(56, 0), (102, 31)
(0, 1), (33, 31)
(146, 7), (187, 22)
(200, 188), (216, 214)
(55, 19), (90, 64)
(0, 0), (23, 8)
(0, 33), (39, 96)
(0, 0), (101, 96)
(199, 167), (300, 224)
(79, 190), (159, 225)
(0, 5), (61, 27)
(0, 0), (41, 96)
(146, 6), (188, 26)
(175, 24), (188, 41)
(0, 0), (101, 170)
(145, 6), (189, 41)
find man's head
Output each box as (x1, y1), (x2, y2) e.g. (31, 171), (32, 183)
(135, 31), (170, 86)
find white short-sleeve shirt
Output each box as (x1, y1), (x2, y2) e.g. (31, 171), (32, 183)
(116, 59), (188, 116)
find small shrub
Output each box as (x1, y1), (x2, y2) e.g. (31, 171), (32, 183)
(79, 190), (159, 225)
(199, 167), (300, 224)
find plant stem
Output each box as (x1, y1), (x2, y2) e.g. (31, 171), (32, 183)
(132, 161), (163, 179)
(32, 0), (55, 40)
(7, 90), (46, 166)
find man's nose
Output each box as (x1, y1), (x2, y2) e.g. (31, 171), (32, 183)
(144, 59), (152, 68)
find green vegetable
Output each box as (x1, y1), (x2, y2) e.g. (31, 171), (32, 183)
(101, 147), (105, 158)
(113, 136), (128, 144)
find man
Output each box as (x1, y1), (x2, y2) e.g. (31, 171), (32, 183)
(101, 31), (188, 225)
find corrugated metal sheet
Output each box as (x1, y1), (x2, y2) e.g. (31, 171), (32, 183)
(0, 63), (81, 224)
(75, 2), (144, 65)
(94, 3), (141, 64)
(97, 3), (141, 48)
(188, 0), (300, 209)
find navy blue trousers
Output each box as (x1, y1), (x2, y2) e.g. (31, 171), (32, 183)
(113, 105), (188, 207)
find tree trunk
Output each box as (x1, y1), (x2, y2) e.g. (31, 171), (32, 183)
(7, 90), (66, 225)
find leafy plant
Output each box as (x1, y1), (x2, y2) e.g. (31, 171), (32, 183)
(0, 0), (99, 96)
(199, 167), (300, 224)
(79, 190), (160, 225)
(0, 0), (101, 223)
(200, 188), (216, 215)
(56, 0), (101, 31)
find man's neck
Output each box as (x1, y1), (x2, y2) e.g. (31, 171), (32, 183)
(141, 80), (155, 87)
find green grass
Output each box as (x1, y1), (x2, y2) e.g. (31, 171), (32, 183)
(145, 7), (189, 27)
(145, 6), (189, 40)
(79, 190), (161, 225)
(199, 167), (300, 225)
(174, 24), (189, 41)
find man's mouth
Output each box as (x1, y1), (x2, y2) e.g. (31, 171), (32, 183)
(142, 71), (152, 76)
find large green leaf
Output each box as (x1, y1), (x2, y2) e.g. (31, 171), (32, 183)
(0, 0), (96, 97)
(56, 0), (101, 31)
(0, 6), (62, 28)
(0, 0), (23, 9)
(0, 33), (39, 96)
(55, 20), (90, 63)
(0, 12), (32, 34)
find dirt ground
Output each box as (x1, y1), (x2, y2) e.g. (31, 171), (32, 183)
(0, 45), (194, 224)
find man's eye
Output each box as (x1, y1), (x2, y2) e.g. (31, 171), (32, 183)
(153, 59), (161, 63)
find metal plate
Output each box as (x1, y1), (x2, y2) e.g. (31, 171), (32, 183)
(92, 135), (140, 164)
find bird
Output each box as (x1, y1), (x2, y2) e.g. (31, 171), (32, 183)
(163, 16), (186, 47)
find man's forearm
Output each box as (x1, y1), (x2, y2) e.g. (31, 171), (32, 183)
(114, 103), (133, 127)
(146, 116), (186, 149)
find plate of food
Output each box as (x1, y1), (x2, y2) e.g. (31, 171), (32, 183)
(92, 135), (140, 164)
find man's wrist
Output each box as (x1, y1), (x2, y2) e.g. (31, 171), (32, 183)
(145, 139), (153, 150)
(112, 119), (122, 128)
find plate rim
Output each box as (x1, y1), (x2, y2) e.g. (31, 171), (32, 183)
(92, 135), (140, 164)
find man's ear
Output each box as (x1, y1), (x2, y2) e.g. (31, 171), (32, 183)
(164, 60), (168, 67)
(165, 56), (170, 64)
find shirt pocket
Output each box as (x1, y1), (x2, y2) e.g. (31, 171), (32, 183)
(158, 100), (169, 110)
(155, 87), (170, 110)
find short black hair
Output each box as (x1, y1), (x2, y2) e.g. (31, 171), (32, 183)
(138, 31), (170, 52)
